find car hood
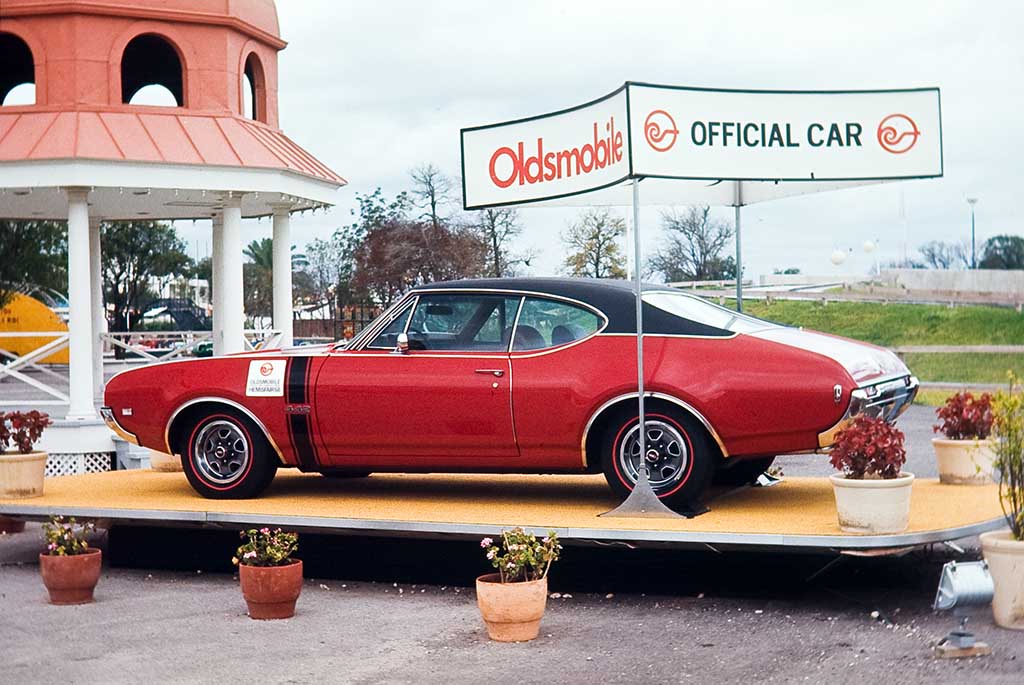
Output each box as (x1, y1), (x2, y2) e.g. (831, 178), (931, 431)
(747, 327), (908, 385)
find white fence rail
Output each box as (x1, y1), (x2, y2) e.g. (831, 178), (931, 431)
(1, 329), (282, 407)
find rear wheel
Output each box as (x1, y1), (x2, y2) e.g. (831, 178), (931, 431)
(713, 456), (776, 486)
(181, 411), (277, 499)
(600, 409), (715, 511)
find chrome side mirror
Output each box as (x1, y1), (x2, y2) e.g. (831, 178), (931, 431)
(394, 332), (409, 355)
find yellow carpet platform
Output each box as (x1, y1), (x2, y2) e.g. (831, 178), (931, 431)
(0, 471), (1007, 551)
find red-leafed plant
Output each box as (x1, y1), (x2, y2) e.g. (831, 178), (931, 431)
(0, 411), (53, 454)
(830, 415), (907, 479)
(934, 391), (994, 440)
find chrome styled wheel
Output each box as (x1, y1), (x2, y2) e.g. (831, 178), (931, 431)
(193, 419), (250, 485)
(616, 419), (690, 490)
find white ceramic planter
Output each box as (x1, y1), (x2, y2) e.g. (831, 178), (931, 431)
(980, 530), (1024, 630)
(829, 472), (914, 534)
(932, 438), (995, 485)
(0, 451), (48, 498)
(149, 449), (182, 472)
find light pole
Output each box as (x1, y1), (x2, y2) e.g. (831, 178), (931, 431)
(966, 197), (978, 269)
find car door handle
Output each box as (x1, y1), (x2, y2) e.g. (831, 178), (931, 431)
(475, 369), (505, 377)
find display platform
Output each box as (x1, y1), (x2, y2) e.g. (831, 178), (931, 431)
(0, 470), (1006, 552)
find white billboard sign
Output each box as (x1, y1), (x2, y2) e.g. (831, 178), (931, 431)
(461, 82), (942, 209)
(628, 83), (942, 183)
(461, 86), (631, 209)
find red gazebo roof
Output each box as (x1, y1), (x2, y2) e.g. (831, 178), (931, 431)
(0, 107), (345, 185)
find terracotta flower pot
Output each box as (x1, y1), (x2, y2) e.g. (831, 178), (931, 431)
(239, 559), (303, 619)
(39, 548), (102, 605)
(475, 573), (548, 642)
(0, 516), (26, 534)
(829, 472), (914, 534)
(931, 438), (995, 485)
(980, 530), (1024, 630)
(0, 450), (48, 498)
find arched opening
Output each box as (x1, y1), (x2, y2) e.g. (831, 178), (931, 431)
(242, 52), (266, 122)
(121, 34), (184, 106)
(0, 32), (36, 106)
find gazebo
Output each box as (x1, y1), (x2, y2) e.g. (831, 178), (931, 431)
(0, 0), (344, 456)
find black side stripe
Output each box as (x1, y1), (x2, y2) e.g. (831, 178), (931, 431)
(286, 357), (318, 469)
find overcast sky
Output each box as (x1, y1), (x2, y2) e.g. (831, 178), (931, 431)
(178, 0), (1023, 280)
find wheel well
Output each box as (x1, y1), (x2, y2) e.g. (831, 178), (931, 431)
(582, 396), (723, 472)
(166, 401), (275, 460)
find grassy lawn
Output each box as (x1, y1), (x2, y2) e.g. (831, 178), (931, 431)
(735, 299), (1023, 386)
(900, 352), (1023, 385)
(742, 299), (1024, 346)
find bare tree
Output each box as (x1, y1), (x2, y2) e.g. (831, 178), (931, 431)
(648, 206), (735, 282)
(409, 163), (454, 231)
(918, 239), (972, 270)
(562, 209), (627, 279)
(476, 208), (534, 277)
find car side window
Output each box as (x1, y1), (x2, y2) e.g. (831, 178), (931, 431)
(406, 294), (520, 352)
(366, 300), (415, 349)
(512, 297), (602, 351)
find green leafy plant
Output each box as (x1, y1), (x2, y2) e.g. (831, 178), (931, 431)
(42, 515), (95, 556)
(0, 410), (53, 454)
(992, 373), (1024, 540)
(830, 415), (907, 479)
(232, 527), (298, 567)
(480, 527), (562, 583)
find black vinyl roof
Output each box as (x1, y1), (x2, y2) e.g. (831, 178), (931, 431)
(413, 278), (732, 337)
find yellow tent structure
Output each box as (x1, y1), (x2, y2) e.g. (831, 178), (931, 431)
(0, 293), (69, 364)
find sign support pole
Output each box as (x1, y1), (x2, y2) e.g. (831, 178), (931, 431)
(735, 180), (743, 313)
(600, 178), (684, 519)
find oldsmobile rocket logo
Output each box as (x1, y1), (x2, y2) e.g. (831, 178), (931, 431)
(876, 114), (920, 154)
(644, 110), (678, 152)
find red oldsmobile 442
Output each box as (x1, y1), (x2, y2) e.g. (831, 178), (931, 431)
(103, 278), (917, 509)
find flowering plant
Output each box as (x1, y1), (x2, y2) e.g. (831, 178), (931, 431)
(992, 373), (1024, 541)
(42, 515), (95, 556)
(232, 527), (298, 567)
(0, 410), (53, 454)
(481, 527), (561, 583)
(830, 415), (907, 479)
(934, 391), (994, 440)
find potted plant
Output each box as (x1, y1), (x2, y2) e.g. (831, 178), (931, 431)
(981, 373), (1024, 630)
(829, 415), (913, 534)
(0, 410), (53, 500)
(476, 527), (562, 642)
(932, 391), (995, 484)
(232, 527), (302, 620)
(38, 515), (102, 605)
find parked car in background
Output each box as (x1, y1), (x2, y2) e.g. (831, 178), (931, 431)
(103, 278), (917, 509)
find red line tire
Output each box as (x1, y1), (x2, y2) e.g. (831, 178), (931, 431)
(181, 411), (277, 499)
(600, 408), (715, 511)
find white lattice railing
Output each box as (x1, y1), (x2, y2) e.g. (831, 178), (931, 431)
(0, 331), (71, 406)
(0, 329), (283, 407)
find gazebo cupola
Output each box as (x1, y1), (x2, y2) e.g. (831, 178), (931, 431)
(0, 1), (344, 435)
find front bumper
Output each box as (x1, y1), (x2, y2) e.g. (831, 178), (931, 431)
(100, 406), (140, 445)
(817, 375), (919, 449)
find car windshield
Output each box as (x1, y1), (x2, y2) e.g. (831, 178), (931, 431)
(643, 291), (777, 334)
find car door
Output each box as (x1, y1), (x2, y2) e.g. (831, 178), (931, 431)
(312, 293), (521, 466)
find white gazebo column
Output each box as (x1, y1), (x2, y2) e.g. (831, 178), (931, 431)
(211, 212), (225, 356)
(65, 187), (96, 420)
(220, 197), (245, 354)
(89, 217), (105, 399)
(271, 203), (294, 347)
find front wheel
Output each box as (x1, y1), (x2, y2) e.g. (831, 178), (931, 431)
(181, 412), (277, 499)
(600, 409), (715, 511)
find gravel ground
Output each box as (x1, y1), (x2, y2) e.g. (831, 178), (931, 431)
(2, 405), (1019, 684)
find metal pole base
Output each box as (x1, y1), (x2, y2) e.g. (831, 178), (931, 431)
(599, 469), (707, 519)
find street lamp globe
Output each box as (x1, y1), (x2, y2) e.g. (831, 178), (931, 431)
(830, 249), (848, 266)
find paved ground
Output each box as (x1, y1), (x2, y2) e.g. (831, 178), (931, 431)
(2, 405), (1019, 684)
